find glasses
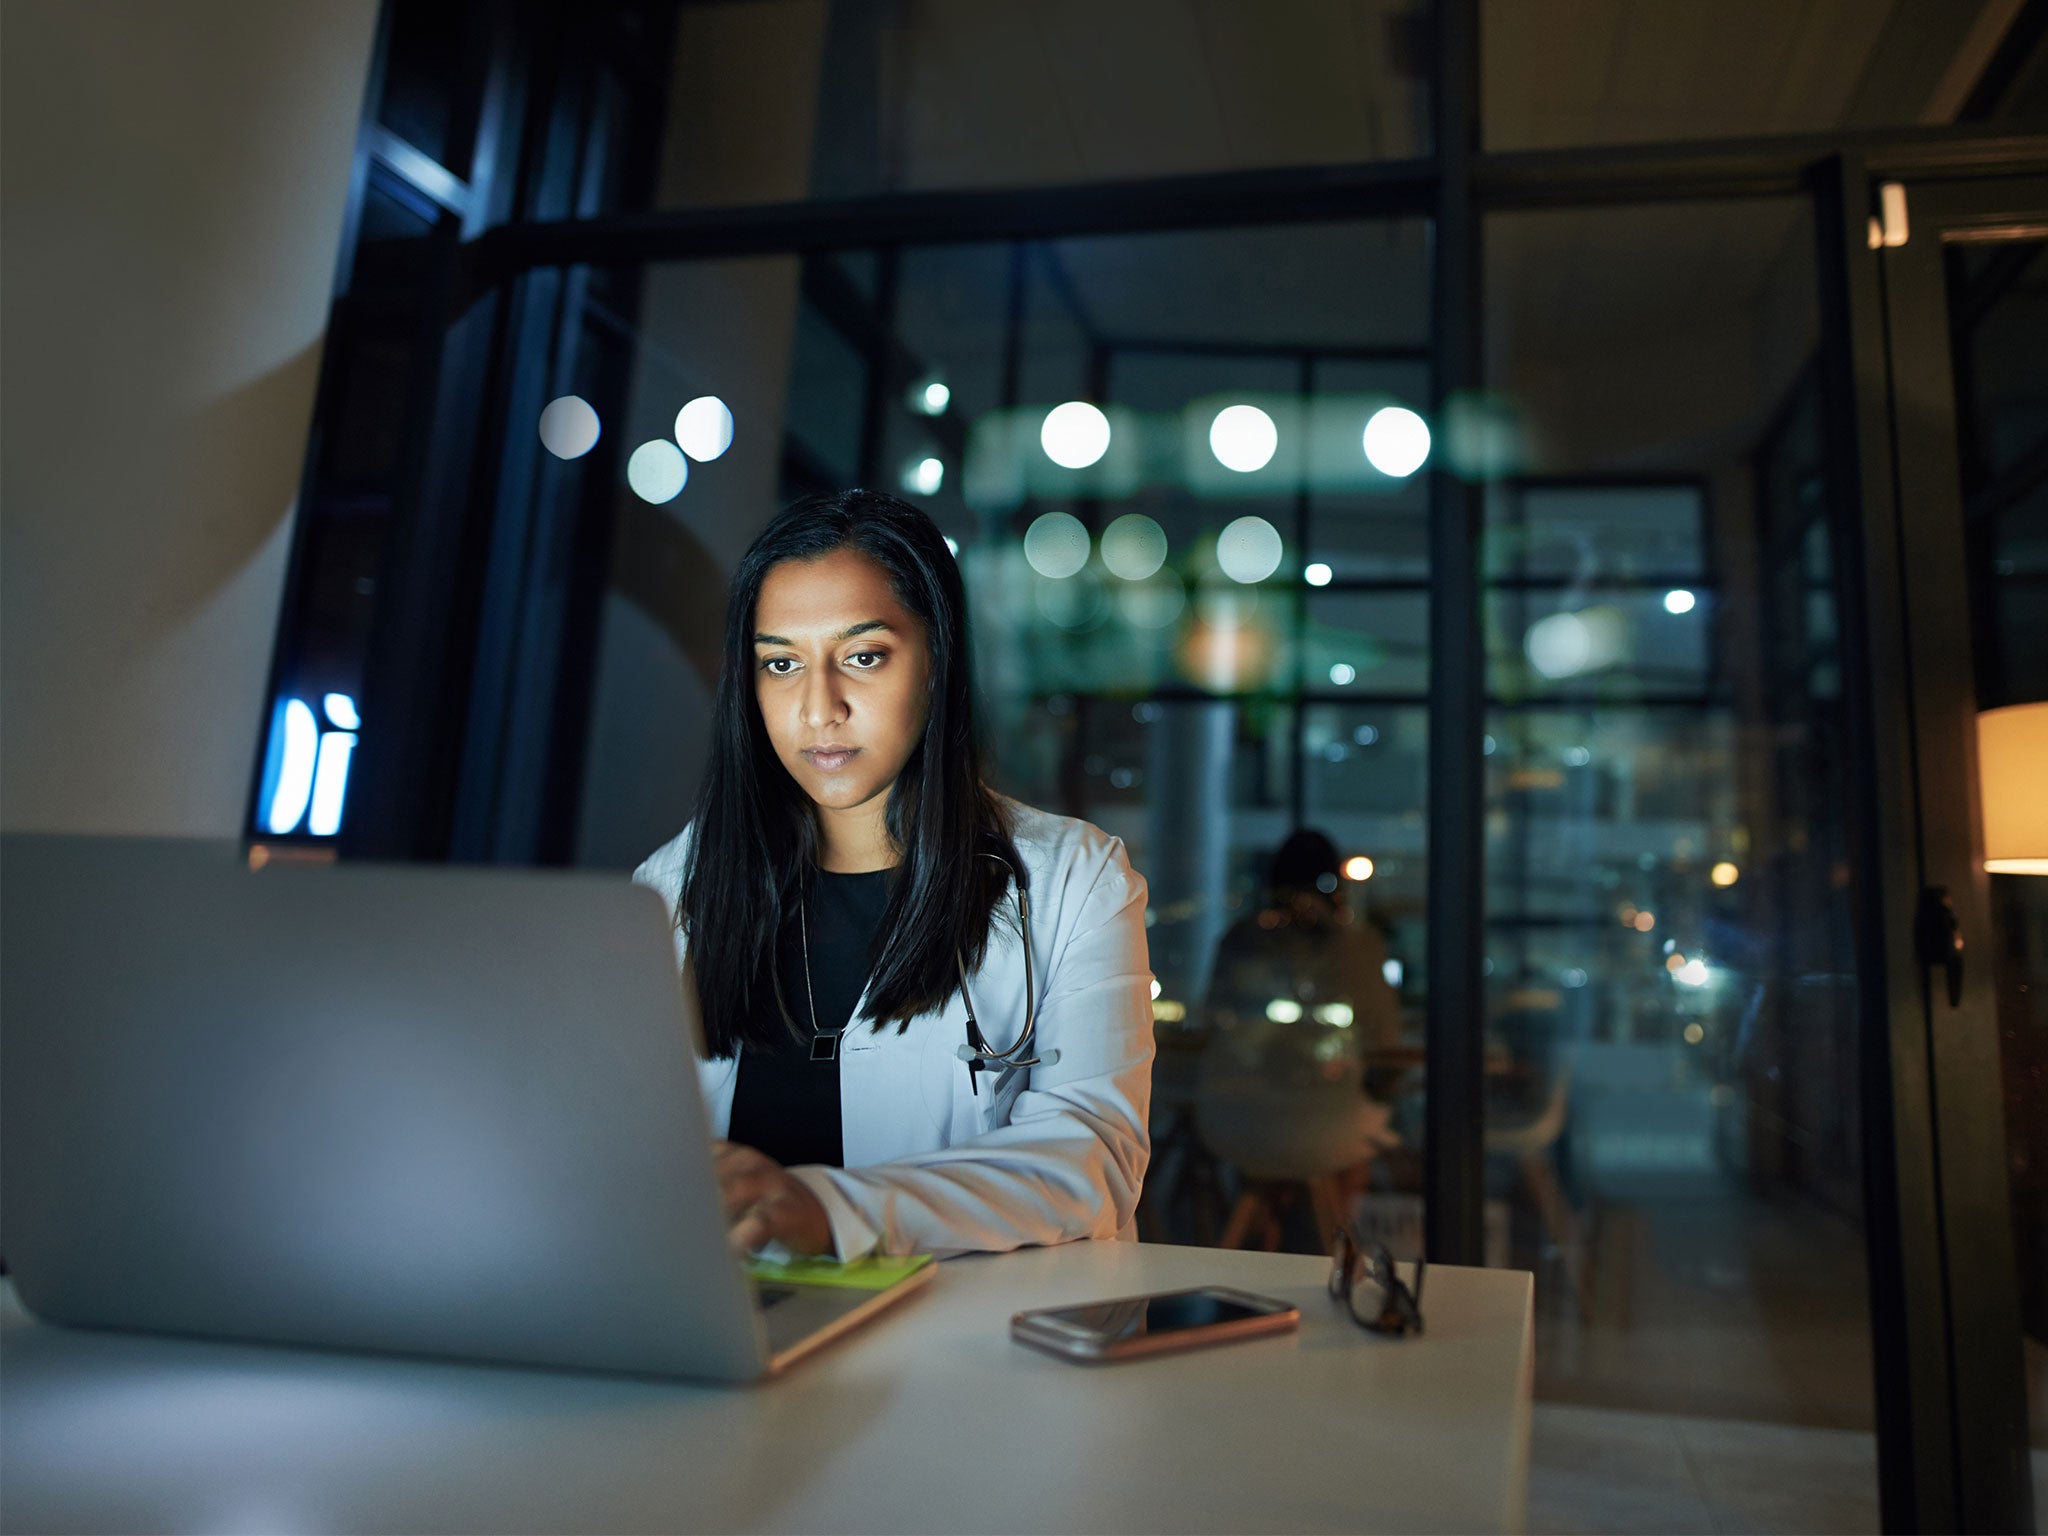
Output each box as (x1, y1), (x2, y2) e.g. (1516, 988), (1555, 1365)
(1328, 1225), (1425, 1336)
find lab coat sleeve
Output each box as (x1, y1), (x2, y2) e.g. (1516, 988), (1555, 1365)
(792, 842), (1155, 1259)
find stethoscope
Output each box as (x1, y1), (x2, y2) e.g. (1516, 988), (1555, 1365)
(954, 852), (1059, 1093)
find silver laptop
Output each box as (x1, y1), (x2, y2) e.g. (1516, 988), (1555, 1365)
(0, 834), (931, 1382)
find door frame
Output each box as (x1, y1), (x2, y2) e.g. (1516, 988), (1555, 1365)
(1817, 156), (2046, 1534)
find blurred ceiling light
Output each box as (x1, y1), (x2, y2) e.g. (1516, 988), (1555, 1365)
(1677, 959), (1711, 987)
(1710, 861), (1740, 887)
(902, 456), (944, 496)
(913, 379), (951, 415)
(1525, 612), (1590, 677)
(1383, 959), (1405, 987)
(1314, 1002), (1355, 1028)
(1665, 953), (1687, 973)
(1563, 745), (1592, 766)
(537, 395), (601, 459)
(1023, 511), (1090, 578)
(1304, 562), (1333, 586)
(627, 440), (688, 503)
(1353, 724), (1379, 745)
(1329, 662), (1357, 685)
(1633, 910), (1656, 932)
(1209, 404), (1278, 473)
(1525, 606), (1626, 679)
(1363, 405), (1430, 477)
(1040, 401), (1111, 469)
(1343, 855), (1375, 881)
(673, 396), (734, 461)
(1119, 570), (1186, 630)
(1683, 1022), (1706, 1043)
(1664, 588), (1697, 614)
(1216, 515), (1283, 584)
(1265, 999), (1305, 1024)
(1100, 513), (1168, 580)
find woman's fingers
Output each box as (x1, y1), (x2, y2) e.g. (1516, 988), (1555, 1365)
(710, 1141), (832, 1256)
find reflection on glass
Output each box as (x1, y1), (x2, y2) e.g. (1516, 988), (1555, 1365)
(1482, 198), (1880, 1517)
(1947, 236), (2048, 1459)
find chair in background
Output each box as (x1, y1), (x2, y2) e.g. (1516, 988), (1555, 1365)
(1485, 1065), (1594, 1319)
(1193, 1057), (1398, 1252)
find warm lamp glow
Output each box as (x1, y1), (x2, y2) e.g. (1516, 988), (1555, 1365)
(1980, 703), (2048, 874)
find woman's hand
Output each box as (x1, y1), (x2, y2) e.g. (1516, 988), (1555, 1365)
(712, 1140), (833, 1257)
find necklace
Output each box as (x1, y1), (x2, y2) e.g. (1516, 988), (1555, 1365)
(799, 894), (838, 1062)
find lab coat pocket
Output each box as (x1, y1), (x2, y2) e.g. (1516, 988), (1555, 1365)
(916, 1003), (981, 1146)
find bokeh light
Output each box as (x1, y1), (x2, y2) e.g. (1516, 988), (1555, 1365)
(1040, 401), (1112, 469)
(1035, 570), (1107, 631)
(1304, 562), (1333, 586)
(627, 440), (689, 503)
(1664, 588), (1697, 614)
(1363, 406), (1431, 477)
(264, 699), (318, 834)
(915, 380), (950, 414)
(1329, 662), (1357, 685)
(1525, 606), (1627, 679)
(1343, 855), (1375, 881)
(1023, 510), (1091, 578)
(1208, 404), (1278, 473)
(1119, 570), (1186, 629)
(1216, 515), (1283, 583)
(673, 396), (733, 461)
(1100, 513), (1168, 580)
(903, 456), (944, 496)
(537, 395), (601, 459)
(1711, 861), (1740, 887)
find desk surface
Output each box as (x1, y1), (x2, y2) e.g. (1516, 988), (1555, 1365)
(1, 1242), (1532, 1535)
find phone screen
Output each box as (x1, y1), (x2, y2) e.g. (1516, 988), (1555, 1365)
(1038, 1289), (1272, 1342)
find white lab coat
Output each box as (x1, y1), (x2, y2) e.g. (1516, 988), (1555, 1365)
(632, 797), (1155, 1260)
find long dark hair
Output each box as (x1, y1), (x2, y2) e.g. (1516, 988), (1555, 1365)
(677, 488), (1022, 1056)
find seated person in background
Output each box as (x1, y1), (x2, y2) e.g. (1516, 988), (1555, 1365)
(1193, 830), (1402, 1245)
(1202, 829), (1403, 1079)
(634, 490), (1154, 1263)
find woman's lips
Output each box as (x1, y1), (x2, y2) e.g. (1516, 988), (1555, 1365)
(805, 747), (858, 773)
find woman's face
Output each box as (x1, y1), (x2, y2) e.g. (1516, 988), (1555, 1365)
(752, 547), (932, 818)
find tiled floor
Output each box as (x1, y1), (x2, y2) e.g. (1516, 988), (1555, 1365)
(1523, 1175), (2048, 1532)
(1529, 1403), (2048, 1534)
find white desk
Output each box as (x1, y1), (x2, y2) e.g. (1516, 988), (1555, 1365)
(1, 1242), (1532, 1534)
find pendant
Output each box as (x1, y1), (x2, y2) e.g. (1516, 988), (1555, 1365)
(810, 1034), (838, 1062)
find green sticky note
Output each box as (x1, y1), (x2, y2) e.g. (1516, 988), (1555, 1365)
(746, 1253), (935, 1290)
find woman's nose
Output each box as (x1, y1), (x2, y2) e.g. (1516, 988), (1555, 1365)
(800, 667), (846, 727)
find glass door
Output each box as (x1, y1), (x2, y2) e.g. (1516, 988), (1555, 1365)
(1851, 169), (2047, 1532)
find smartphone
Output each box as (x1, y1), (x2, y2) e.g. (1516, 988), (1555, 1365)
(1010, 1285), (1300, 1363)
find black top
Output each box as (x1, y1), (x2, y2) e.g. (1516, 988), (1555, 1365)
(727, 867), (891, 1169)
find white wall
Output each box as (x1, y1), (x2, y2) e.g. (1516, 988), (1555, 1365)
(1, 0), (380, 836)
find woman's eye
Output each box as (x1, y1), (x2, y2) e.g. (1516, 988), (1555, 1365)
(846, 651), (885, 669)
(761, 657), (798, 675)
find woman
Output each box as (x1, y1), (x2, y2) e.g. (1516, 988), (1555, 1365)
(633, 489), (1154, 1261)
